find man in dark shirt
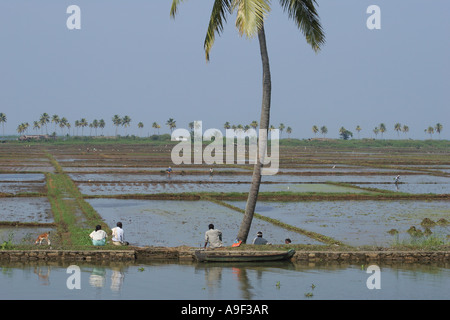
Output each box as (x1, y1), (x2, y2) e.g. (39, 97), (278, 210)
(252, 231), (269, 245)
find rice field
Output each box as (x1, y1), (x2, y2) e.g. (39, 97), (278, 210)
(0, 141), (448, 248)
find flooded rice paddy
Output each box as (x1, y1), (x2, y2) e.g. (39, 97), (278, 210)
(0, 143), (448, 300)
(0, 144), (448, 247)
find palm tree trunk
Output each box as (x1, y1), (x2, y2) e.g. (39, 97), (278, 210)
(236, 24), (271, 243)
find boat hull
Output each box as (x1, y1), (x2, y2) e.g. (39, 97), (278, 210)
(195, 249), (296, 262)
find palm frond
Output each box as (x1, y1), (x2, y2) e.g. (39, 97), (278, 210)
(170, 0), (187, 18)
(204, 0), (233, 61)
(234, 0), (271, 38)
(278, 0), (325, 52)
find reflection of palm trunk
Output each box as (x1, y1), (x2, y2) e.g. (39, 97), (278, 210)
(237, 24), (271, 243)
(235, 268), (253, 300)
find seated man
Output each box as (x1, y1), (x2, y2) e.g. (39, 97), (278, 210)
(252, 231), (270, 245)
(204, 223), (223, 249)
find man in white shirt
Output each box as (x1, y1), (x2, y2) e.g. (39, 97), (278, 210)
(204, 224), (223, 249)
(111, 222), (128, 246)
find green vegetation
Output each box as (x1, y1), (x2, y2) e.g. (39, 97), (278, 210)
(45, 153), (111, 247)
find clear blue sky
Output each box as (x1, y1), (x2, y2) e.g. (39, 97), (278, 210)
(0, 0), (449, 139)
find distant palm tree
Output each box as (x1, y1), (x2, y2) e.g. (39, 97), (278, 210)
(166, 118), (176, 132)
(394, 123), (401, 137)
(89, 123), (94, 136)
(0, 113), (6, 136)
(320, 125), (328, 138)
(152, 122), (160, 135)
(20, 122), (29, 135)
(286, 126), (292, 138)
(99, 119), (105, 135)
(278, 123), (285, 137)
(17, 123), (25, 135)
(122, 115), (131, 135)
(33, 121), (41, 134)
(51, 114), (60, 134)
(224, 122), (231, 131)
(379, 123), (386, 138)
(138, 122), (144, 136)
(92, 119), (99, 136)
(112, 115), (122, 136)
(312, 125), (319, 137)
(188, 122), (195, 134)
(59, 117), (68, 136)
(427, 126), (434, 139)
(402, 125), (409, 138)
(79, 118), (88, 136)
(435, 123), (443, 139)
(373, 127), (379, 139)
(74, 120), (80, 136)
(355, 125), (361, 139)
(250, 120), (258, 130)
(40, 113), (50, 134)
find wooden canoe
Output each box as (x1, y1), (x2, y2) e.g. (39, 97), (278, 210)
(195, 249), (296, 262)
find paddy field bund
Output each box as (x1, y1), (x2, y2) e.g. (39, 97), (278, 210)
(0, 139), (449, 261)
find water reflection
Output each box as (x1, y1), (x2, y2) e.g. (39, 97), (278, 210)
(0, 260), (449, 300)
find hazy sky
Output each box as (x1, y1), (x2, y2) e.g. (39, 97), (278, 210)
(0, 0), (449, 139)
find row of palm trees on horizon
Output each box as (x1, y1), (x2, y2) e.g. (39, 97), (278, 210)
(312, 122), (444, 140)
(0, 112), (445, 140)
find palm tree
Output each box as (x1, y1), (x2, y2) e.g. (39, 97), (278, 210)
(91, 119), (99, 136)
(166, 118), (176, 132)
(152, 122), (160, 135)
(379, 123), (386, 138)
(250, 120), (258, 130)
(320, 125), (328, 138)
(355, 125), (361, 139)
(122, 115), (131, 135)
(394, 123), (401, 137)
(79, 118), (88, 136)
(171, 0), (324, 243)
(138, 122), (144, 136)
(0, 113), (6, 137)
(112, 115), (122, 136)
(373, 127), (379, 139)
(40, 113), (50, 134)
(59, 117), (68, 136)
(33, 121), (41, 134)
(224, 122), (231, 131)
(312, 125), (319, 137)
(278, 123), (285, 138)
(51, 114), (60, 134)
(286, 126), (292, 138)
(99, 119), (105, 135)
(74, 120), (80, 136)
(435, 123), (443, 139)
(188, 122), (195, 134)
(427, 126), (434, 139)
(402, 125), (409, 138)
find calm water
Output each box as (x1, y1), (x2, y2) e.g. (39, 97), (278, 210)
(0, 261), (448, 300)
